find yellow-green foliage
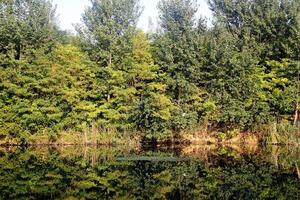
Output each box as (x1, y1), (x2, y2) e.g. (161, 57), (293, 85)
(0, 0), (300, 144)
(0, 44), (99, 143)
(130, 31), (174, 139)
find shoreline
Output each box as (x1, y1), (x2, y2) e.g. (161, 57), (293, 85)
(0, 138), (298, 147)
(1, 129), (299, 147)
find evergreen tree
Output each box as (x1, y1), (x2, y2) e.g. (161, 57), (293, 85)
(130, 31), (174, 139)
(0, 44), (97, 142)
(154, 0), (206, 132)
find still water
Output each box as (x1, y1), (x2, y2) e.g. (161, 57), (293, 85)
(0, 145), (299, 200)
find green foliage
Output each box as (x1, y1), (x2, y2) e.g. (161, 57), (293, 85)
(196, 0), (300, 131)
(261, 59), (299, 116)
(217, 129), (240, 141)
(130, 31), (174, 139)
(77, 0), (142, 131)
(0, 0), (58, 66)
(209, 0), (300, 60)
(77, 0), (141, 66)
(0, 44), (98, 141)
(0, 0), (299, 143)
(154, 0), (207, 133)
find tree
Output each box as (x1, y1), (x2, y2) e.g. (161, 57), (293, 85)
(50, 44), (100, 131)
(153, 0), (206, 132)
(200, 27), (265, 129)
(0, 0), (58, 66)
(209, 0), (300, 61)
(77, 0), (142, 131)
(130, 31), (174, 139)
(256, 59), (300, 122)
(205, 0), (300, 130)
(77, 0), (141, 67)
(0, 44), (98, 143)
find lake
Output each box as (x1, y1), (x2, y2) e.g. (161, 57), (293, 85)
(0, 145), (299, 199)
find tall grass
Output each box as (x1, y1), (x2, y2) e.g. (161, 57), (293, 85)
(27, 126), (141, 147)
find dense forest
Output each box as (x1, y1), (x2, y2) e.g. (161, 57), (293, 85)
(0, 0), (299, 145)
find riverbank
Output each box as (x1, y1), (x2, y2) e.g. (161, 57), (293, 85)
(0, 131), (141, 147)
(0, 130), (299, 147)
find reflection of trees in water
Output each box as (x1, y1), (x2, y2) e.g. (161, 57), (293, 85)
(181, 145), (300, 171)
(0, 146), (299, 199)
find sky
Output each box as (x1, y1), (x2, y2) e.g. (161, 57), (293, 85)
(52, 0), (212, 32)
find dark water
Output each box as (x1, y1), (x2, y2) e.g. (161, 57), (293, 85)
(0, 145), (299, 200)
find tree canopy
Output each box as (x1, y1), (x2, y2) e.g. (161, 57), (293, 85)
(0, 0), (299, 144)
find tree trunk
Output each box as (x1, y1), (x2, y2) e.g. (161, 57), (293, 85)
(107, 52), (112, 101)
(15, 43), (21, 60)
(294, 101), (298, 125)
(294, 71), (300, 125)
(109, 53), (112, 67)
(296, 163), (300, 181)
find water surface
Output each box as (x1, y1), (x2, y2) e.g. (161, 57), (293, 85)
(0, 145), (299, 199)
